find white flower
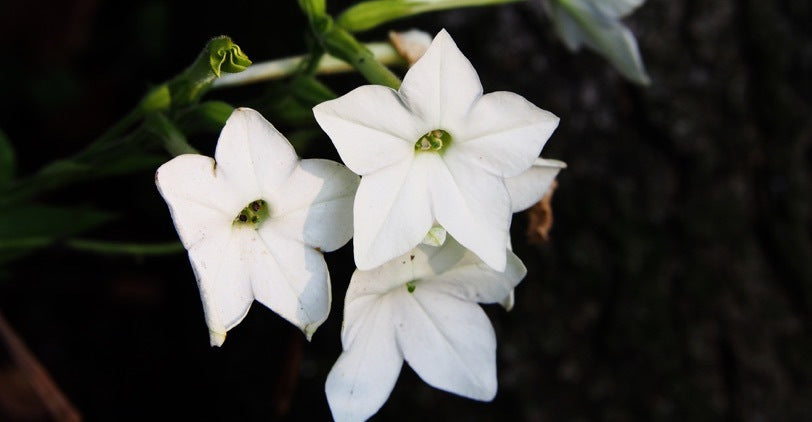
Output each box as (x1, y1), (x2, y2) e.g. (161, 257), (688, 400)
(506, 157), (567, 214)
(313, 29), (559, 272)
(155, 108), (359, 346)
(543, 0), (650, 84)
(325, 237), (526, 421)
(500, 157), (567, 310)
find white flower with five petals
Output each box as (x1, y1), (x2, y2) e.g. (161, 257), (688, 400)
(325, 236), (526, 421)
(313, 29), (559, 272)
(155, 108), (359, 346)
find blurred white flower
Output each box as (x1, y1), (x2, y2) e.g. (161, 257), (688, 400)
(325, 237), (526, 421)
(155, 108), (359, 346)
(544, 0), (650, 84)
(314, 29), (559, 272)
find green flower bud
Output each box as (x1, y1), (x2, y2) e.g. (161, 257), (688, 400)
(208, 37), (252, 77)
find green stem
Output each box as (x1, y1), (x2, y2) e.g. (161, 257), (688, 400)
(65, 239), (184, 256)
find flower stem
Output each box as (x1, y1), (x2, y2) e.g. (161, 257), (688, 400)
(212, 42), (404, 89)
(65, 238), (184, 256)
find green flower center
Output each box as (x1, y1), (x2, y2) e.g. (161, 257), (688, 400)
(406, 281), (417, 294)
(414, 129), (452, 153)
(233, 199), (270, 228)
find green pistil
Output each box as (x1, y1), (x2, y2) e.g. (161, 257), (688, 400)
(414, 129), (452, 153)
(406, 281), (416, 293)
(233, 199), (270, 228)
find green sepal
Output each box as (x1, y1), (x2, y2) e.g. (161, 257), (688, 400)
(337, 0), (522, 32)
(144, 113), (199, 157)
(175, 101), (235, 135)
(139, 84), (171, 112)
(298, 0), (327, 20)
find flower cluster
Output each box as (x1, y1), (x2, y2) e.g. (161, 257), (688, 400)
(156, 30), (564, 420)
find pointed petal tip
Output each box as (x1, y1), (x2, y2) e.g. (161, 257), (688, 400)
(303, 323), (318, 342)
(209, 330), (226, 347)
(533, 157), (568, 169)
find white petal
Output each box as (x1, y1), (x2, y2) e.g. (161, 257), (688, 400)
(500, 290), (515, 311)
(393, 288), (498, 401)
(346, 242), (448, 302)
(431, 156), (510, 271)
(155, 154), (242, 249)
(264, 159), (359, 252)
(549, 0), (650, 84)
(187, 227), (254, 346)
(505, 158), (566, 212)
(452, 91), (559, 178)
(247, 230), (331, 340)
(353, 155), (434, 271)
(214, 108), (298, 202)
(593, 0), (645, 18)
(313, 85), (420, 175)
(326, 296), (402, 422)
(399, 29), (483, 130)
(423, 237), (526, 304)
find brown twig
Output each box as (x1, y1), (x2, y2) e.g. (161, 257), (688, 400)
(0, 310), (81, 422)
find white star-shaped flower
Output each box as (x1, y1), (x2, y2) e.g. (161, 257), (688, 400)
(313, 29), (559, 272)
(325, 236), (526, 421)
(155, 108), (359, 346)
(543, 0), (650, 84)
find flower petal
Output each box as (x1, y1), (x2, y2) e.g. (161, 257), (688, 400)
(547, 0), (650, 84)
(263, 159), (359, 252)
(313, 85), (419, 175)
(155, 154), (242, 249)
(594, 0), (645, 18)
(399, 29), (483, 130)
(432, 156), (510, 271)
(505, 158), (566, 212)
(452, 91), (559, 178)
(247, 230), (331, 340)
(187, 227), (254, 346)
(353, 155), (434, 271)
(214, 108), (298, 202)
(423, 237), (526, 304)
(394, 288), (498, 401)
(327, 295), (402, 422)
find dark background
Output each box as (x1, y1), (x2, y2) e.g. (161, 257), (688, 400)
(1, 0), (811, 420)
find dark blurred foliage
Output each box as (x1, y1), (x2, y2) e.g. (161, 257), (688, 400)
(0, 0), (811, 420)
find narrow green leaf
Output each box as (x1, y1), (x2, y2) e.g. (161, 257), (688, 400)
(0, 205), (116, 264)
(337, 0), (521, 32)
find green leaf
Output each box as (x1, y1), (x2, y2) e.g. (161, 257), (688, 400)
(336, 0), (521, 32)
(0, 205), (116, 264)
(0, 128), (14, 186)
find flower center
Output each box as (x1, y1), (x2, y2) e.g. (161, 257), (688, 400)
(406, 281), (417, 293)
(414, 129), (452, 153)
(233, 199), (270, 228)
